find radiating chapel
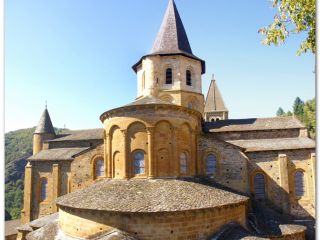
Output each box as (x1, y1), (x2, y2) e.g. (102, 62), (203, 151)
(17, 1), (315, 239)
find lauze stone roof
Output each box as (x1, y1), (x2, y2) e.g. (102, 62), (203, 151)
(205, 117), (305, 132)
(34, 109), (55, 135)
(28, 147), (89, 161)
(204, 80), (228, 112)
(56, 179), (248, 212)
(49, 128), (104, 142)
(227, 137), (315, 152)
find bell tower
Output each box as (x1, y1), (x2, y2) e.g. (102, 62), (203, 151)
(132, 0), (206, 113)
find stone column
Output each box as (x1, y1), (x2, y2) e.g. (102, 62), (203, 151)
(147, 127), (155, 178)
(105, 133), (112, 178)
(310, 153), (316, 202)
(190, 130), (196, 175)
(52, 163), (60, 212)
(22, 162), (33, 223)
(172, 127), (179, 177)
(278, 154), (290, 214)
(121, 129), (129, 179)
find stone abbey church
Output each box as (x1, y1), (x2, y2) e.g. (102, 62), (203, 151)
(16, 1), (315, 239)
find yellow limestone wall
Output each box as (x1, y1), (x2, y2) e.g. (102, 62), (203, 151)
(58, 202), (247, 240)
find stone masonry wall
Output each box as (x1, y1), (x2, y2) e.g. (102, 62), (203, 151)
(198, 134), (249, 193)
(214, 129), (301, 141)
(59, 202), (247, 240)
(247, 149), (315, 218)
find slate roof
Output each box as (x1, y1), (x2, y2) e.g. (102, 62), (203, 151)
(226, 137), (315, 152)
(132, 0), (205, 73)
(204, 80), (228, 113)
(125, 95), (173, 106)
(34, 108), (55, 135)
(205, 117), (305, 133)
(56, 179), (248, 212)
(28, 147), (89, 161)
(26, 221), (137, 240)
(5, 219), (20, 237)
(49, 128), (104, 142)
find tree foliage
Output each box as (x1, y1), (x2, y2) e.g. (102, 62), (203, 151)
(259, 0), (316, 55)
(293, 97), (304, 118)
(276, 97), (315, 138)
(5, 127), (65, 220)
(276, 107), (285, 116)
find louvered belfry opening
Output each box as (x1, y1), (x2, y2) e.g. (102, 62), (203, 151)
(254, 173), (266, 200)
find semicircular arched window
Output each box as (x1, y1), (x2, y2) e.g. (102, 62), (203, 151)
(166, 68), (173, 84)
(294, 171), (305, 197)
(134, 151), (145, 175)
(180, 152), (188, 174)
(206, 154), (217, 175)
(254, 173), (266, 200)
(95, 159), (104, 177)
(40, 178), (48, 201)
(186, 70), (192, 86)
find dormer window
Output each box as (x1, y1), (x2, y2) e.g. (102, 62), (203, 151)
(166, 68), (173, 84)
(186, 70), (192, 86)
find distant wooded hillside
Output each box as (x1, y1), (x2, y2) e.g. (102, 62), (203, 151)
(5, 127), (64, 220)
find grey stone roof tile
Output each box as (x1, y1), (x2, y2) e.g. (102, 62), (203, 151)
(205, 117), (305, 132)
(49, 128), (104, 142)
(132, 0), (205, 73)
(5, 219), (21, 236)
(34, 109), (55, 135)
(204, 80), (228, 112)
(56, 179), (248, 212)
(28, 147), (89, 161)
(227, 137), (315, 152)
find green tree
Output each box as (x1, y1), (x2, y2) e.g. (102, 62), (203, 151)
(259, 0), (316, 55)
(303, 98), (315, 138)
(287, 111), (293, 116)
(293, 97), (304, 119)
(276, 107), (285, 116)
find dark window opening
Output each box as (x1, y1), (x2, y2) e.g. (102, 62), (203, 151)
(166, 68), (173, 84)
(186, 70), (192, 86)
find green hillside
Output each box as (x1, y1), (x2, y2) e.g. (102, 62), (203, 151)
(5, 127), (64, 220)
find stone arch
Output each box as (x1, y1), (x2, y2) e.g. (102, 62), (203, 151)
(163, 64), (174, 85)
(154, 121), (173, 177)
(294, 169), (306, 198)
(156, 148), (170, 177)
(132, 149), (146, 176)
(203, 150), (221, 176)
(113, 151), (122, 179)
(90, 154), (105, 179)
(251, 171), (267, 200)
(179, 150), (190, 175)
(186, 96), (199, 110)
(185, 66), (194, 86)
(160, 94), (174, 104)
(127, 122), (148, 177)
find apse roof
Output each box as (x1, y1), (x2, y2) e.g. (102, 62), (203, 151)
(56, 179), (248, 212)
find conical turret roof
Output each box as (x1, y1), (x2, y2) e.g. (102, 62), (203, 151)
(204, 79), (228, 112)
(132, 0), (205, 74)
(151, 0), (192, 55)
(35, 108), (55, 135)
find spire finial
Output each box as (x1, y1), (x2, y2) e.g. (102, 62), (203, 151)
(212, 74), (215, 80)
(45, 100), (47, 109)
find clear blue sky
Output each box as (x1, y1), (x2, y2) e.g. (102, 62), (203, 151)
(5, 0), (315, 132)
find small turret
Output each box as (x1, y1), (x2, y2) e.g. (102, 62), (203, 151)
(204, 76), (229, 121)
(33, 106), (56, 155)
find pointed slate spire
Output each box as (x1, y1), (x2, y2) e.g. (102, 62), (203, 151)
(132, 0), (205, 74)
(34, 107), (55, 135)
(151, 0), (192, 55)
(204, 79), (228, 112)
